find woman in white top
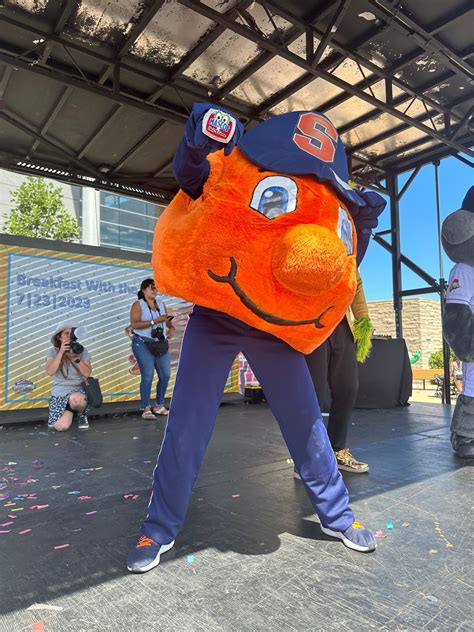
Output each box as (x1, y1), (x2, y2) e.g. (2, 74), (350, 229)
(130, 279), (175, 420)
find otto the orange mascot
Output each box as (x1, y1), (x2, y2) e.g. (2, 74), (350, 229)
(127, 104), (386, 573)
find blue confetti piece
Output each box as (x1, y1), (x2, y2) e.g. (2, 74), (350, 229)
(68, 491), (81, 495)
(186, 555), (194, 564)
(386, 521), (394, 530)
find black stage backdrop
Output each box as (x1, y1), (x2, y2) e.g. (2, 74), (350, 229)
(355, 338), (412, 409)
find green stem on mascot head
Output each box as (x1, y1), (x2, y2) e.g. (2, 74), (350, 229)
(353, 316), (373, 363)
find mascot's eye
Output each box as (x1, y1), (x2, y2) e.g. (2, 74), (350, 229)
(250, 176), (298, 220)
(338, 207), (353, 255)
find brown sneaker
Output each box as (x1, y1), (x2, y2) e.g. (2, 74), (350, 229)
(335, 448), (369, 473)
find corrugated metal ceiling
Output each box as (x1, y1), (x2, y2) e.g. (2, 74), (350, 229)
(0, 0), (472, 200)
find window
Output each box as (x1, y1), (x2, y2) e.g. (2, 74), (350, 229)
(100, 221), (119, 246)
(99, 192), (162, 253)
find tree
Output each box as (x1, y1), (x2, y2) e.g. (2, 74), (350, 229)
(428, 347), (455, 369)
(2, 176), (80, 241)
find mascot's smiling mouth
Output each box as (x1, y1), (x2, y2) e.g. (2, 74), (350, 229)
(208, 257), (334, 328)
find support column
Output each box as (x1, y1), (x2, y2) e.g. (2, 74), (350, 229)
(387, 171), (403, 338)
(434, 161), (451, 405)
(81, 187), (100, 246)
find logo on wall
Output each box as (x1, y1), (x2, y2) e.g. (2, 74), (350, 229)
(12, 379), (35, 395)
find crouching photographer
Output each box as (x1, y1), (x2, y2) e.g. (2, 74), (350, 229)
(45, 322), (92, 431)
(130, 278), (174, 420)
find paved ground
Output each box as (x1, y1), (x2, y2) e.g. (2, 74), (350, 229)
(0, 401), (472, 631)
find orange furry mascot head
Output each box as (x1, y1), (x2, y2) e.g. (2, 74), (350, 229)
(152, 108), (382, 353)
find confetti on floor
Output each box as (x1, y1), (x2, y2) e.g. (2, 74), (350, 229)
(19, 529), (32, 535)
(33, 620), (44, 632)
(186, 555), (194, 563)
(85, 511), (97, 515)
(231, 494), (240, 499)
(53, 544), (70, 550)
(386, 521), (394, 529)
(30, 505), (49, 510)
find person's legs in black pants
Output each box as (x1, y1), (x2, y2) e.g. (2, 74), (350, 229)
(326, 319), (358, 451)
(326, 319), (368, 472)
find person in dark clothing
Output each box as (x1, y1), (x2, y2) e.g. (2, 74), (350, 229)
(302, 270), (372, 474)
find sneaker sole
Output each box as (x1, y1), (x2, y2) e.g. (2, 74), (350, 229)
(127, 540), (175, 573)
(320, 525), (376, 553)
(337, 464), (369, 473)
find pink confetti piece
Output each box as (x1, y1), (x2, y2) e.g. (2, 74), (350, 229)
(19, 529), (32, 535)
(68, 470), (76, 474)
(78, 496), (92, 501)
(33, 620), (45, 632)
(53, 544), (70, 550)
(143, 460), (152, 464)
(8, 515), (17, 519)
(123, 493), (134, 499)
(132, 494), (139, 500)
(375, 530), (387, 539)
(85, 511), (97, 515)
(30, 505), (49, 510)
(1, 521), (14, 527)
(0, 530), (11, 534)
(231, 494), (240, 499)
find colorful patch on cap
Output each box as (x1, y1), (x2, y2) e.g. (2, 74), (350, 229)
(202, 109), (235, 144)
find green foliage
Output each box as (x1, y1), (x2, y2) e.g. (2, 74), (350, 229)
(428, 348), (455, 369)
(2, 176), (80, 242)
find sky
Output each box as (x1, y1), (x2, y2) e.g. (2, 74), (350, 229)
(360, 156), (473, 303)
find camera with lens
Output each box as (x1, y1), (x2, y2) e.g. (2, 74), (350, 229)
(70, 327), (84, 354)
(151, 325), (165, 341)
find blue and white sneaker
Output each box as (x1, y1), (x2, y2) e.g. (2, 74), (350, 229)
(127, 535), (175, 573)
(320, 520), (376, 553)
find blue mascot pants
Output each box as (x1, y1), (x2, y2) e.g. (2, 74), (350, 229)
(141, 306), (354, 544)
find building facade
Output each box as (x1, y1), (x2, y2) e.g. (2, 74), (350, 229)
(368, 298), (443, 368)
(0, 168), (165, 252)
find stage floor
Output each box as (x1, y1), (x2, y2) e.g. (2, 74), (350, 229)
(0, 402), (472, 631)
